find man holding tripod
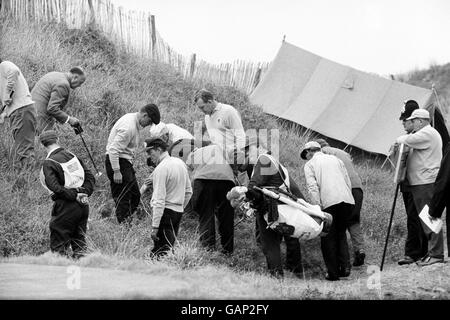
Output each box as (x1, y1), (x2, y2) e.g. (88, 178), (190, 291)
(395, 109), (444, 266)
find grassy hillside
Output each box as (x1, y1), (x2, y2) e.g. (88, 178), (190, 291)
(0, 18), (436, 285)
(398, 62), (450, 117)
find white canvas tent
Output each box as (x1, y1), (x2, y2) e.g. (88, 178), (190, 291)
(250, 41), (434, 155)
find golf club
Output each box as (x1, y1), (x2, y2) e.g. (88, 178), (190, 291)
(74, 124), (102, 177)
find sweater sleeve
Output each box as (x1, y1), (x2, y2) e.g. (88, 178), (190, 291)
(43, 160), (78, 201)
(184, 175), (193, 208)
(47, 84), (70, 123)
(108, 126), (133, 171)
(397, 129), (431, 150)
(230, 110), (246, 150)
(339, 159), (352, 190)
(78, 158), (96, 196)
(304, 162), (321, 206)
(151, 168), (167, 228)
(2, 65), (18, 102)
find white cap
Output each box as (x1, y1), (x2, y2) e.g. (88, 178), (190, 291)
(149, 122), (168, 137)
(406, 109), (430, 121)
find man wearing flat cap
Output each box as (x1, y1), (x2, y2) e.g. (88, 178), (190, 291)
(105, 103), (161, 223)
(301, 141), (354, 281)
(144, 137), (192, 257)
(395, 108), (444, 266)
(39, 130), (95, 258)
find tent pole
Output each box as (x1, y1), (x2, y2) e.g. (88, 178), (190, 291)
(432, 84), (446, 115)
(380, 156), (389, 169)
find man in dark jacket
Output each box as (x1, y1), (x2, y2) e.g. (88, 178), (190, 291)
(32, 67), (86, 134)
(429, 142), (450, 256)
(39, 130), (95, 259)
(237, 138), (304, 278)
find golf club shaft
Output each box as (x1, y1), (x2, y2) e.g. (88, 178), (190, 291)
(79, 132), (100, 175)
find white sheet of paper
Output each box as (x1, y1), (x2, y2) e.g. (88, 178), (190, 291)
(419, 205), (443, 234)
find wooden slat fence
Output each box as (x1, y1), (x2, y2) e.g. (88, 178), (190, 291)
(0, 0), (269, 93)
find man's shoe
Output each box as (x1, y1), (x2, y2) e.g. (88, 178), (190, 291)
(416, 256), (444, 267)
(353, 250), (366, 267)
(398, 256), (416, 265)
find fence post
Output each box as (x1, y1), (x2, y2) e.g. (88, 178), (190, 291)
(150, 14), (156, 60)
(190, 53), (196, 78)
(0, 0), (9, 17)
(253, 67), (262, 89)
(87, 0), (95, 26)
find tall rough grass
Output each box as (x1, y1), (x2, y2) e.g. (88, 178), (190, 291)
(0, 18), (414, 277)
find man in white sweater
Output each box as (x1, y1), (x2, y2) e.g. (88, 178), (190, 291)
(193, 89), (245, 154)
(395, 108), (444, 266)
(0, 59), (36, 173)
(105, 103), (160, 223)
(145, 138), (192, 257)
(302, 141), (354, 281)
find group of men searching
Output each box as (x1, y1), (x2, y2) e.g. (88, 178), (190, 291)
(1, 58), (449, 281)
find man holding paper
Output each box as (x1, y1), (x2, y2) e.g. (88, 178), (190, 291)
(395, 109), (444, 266)
(428, 141), (450, 257)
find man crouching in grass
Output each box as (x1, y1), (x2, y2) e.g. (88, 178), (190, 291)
(145, 138), (192, 258)
(39, 130), (95, 259)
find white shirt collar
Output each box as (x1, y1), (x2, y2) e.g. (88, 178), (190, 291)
(46, 145), (60, 158)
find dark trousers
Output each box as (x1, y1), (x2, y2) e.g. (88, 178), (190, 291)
(105, 155), (140, 224)
(50, 199), (89, 258)
(255, 212), (303, 277)
(152, 208), (183, 257)
(9, 104), (36, 173)
(321, 202), (353, 278)
(447, 206), (450, 257)
(348, 188), (365, 253)
(410, 184), (444, 259)
(402, 190), (428, 260)
(192, 179), (235, 254)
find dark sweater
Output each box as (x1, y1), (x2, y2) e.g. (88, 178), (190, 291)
(43, 147), (95, 201)
(247, 153), (304, 199)
(429, 142), (450, 218)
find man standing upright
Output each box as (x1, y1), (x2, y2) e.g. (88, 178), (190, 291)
(32, 67), (86, 134)
(301, 141), (354, 281)
(0, 59), (36, 173)
(395, 100), (428, 265)
(39, 130), (95, 259)
(395, 109), (444, 266)
(105, 103), (160, 223)
(315, 138), (366, 267)
(144, 138), (192, 257)
(428, 140), (450, 256)
(193, 89), (245, 153)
